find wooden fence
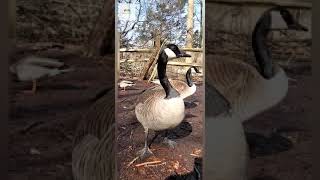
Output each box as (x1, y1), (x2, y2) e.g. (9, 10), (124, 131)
(119, 48), (204, 80)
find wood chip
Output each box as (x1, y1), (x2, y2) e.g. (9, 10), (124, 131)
(173, 161), (180, 170)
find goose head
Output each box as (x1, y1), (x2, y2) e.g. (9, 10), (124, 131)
(253, 6), (308, 79)
(186, 66), (201, 87)
(269, 6), (308, 31)
(157, 43), (192, 80)
(161, 44), (192, 61)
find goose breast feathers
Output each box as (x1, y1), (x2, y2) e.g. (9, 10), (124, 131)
(135, 88), (185, 131)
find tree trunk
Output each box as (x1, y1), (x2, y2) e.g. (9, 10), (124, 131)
(85, 0), (115, 57)
(8, 0), (16, 40)
(186, 0), (194, 48)
(139, 31), (162, 80)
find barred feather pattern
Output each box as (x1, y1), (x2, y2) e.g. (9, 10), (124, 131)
(135, 88), (185, 131)
(72, 88), (115, 180)
(206, 55), (288, 122)
(170, 80), (197, 99)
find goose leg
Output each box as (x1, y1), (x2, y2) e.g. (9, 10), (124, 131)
(32, 80), (37, 93)
(162, 130), (177, 149)
(21, 80), (37, 94)
(137, 128), (153, 159)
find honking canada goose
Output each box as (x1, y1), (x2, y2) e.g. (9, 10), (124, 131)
(10, 55), (74, 94)
(206, 6), (308, 123)
(118, 80), (135, 91)
(151, 66), (201, 99)
(135, 44), (191, 159)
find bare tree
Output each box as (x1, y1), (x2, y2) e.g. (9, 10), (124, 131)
(186, 0), (194, 48)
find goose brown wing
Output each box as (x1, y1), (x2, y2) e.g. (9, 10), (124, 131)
(206, 55), (261, 105)
(136, 86), (165, 105)
(170, 80), (188, 93)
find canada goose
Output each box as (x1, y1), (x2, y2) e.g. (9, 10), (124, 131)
(118, 80), (135, 91)
(135, 44), (191, 159)
(72, 88), (115, 180)
(10, 55), (74, 94)
(151, 66), (201, 99)
(206, 6), (308, 123)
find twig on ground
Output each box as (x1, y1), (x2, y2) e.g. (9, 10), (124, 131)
(20, 121), (45, 134)
(145, 162), (166, 167)
(127, 156), (139, 167)
(190, 153), (201, 157)
(135, 160), (162, 167)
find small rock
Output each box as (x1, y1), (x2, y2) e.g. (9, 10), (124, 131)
(30, 148), (41, 155)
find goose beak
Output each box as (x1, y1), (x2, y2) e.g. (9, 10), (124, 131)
(288, 22), (308, 31)
(177, 51), (192, 58)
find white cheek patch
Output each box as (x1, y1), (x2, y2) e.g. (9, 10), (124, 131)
(270, 11), (288, 29)
(164, 48), (177, 59)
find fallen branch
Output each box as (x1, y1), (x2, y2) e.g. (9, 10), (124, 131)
(20, 121), (45, 134)
(135, 160), (162, 167)
(145, 162), (166, 167)
(127, 156), (139, 167)
(190, 153), (201, 157)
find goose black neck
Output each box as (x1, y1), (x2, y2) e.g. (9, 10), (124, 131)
(252, 9), (274, 79)
(186, 67), (193, 87)
(157, 52), (180, 99)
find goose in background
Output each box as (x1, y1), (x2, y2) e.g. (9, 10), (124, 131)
(10, 55), (75, 94)
(151, 66), (201, 99)
(206, 6), (308, 123)
(135, 44), (191, 159)
(118, 80), (135, 91)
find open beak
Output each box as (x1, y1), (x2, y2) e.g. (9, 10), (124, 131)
(177, 51), (192, 58)
(288, 22), (308, 32)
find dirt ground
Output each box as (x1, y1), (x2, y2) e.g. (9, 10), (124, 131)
(9, 48), (311, 180)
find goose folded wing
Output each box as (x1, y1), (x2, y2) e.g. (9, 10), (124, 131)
(206, 56), (259, 105)
(24, 56), (65, 68)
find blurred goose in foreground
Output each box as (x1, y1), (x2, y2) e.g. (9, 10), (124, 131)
(10, 55), (74, 94)
(206, 6), (308, 123)
(204, 6), (308, 180)
(72, 88), (115, 180)
(118, 80), (135, 91)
